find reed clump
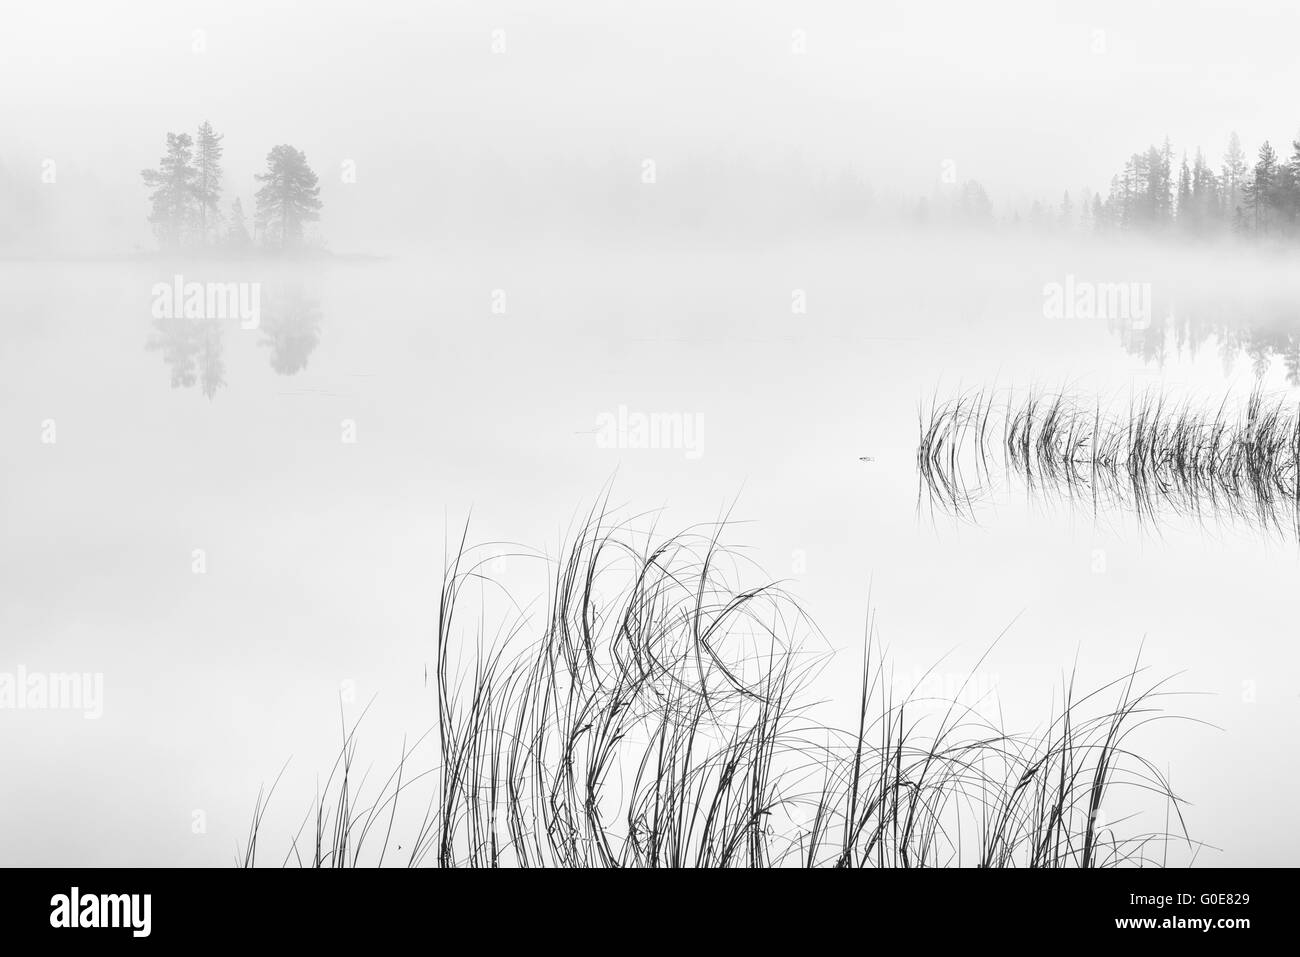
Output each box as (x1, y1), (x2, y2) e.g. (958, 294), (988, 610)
(918, 385), (1300, 536)
(243, 503), (1195, 868)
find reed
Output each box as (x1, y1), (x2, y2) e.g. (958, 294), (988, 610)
(242, 502), (1196, 868)
(918, 385), (1300, 537)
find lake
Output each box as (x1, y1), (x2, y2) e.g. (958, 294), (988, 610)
(2, 228), (1298, 864)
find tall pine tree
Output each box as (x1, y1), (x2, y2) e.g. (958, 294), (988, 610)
(254, 145), (323, 250)
(1176, 153), (1192, 232)
(1222, 132), (1248, 224)
(1244, 141), (1280, 235)
(140, 133), (197, 251)
(193, 121), (225, 248)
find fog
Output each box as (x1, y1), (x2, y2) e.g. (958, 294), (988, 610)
(6, 0), (1300, 251)
(4, 1), (1300, 870)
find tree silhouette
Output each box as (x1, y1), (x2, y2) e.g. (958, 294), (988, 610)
(1086, 131), (1300, 242)
(254, 145), (323, 250)
(1244, 142), (1280, 235)
(227, 197), (252, 251)
(193, 121), (225, 248)
(1175, 154), (1192, 231)
(1222, 132), (1248, 217)
(140, 133), (197, 250)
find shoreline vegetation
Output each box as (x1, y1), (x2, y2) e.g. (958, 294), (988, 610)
(918, 385), (1300, 537)
(241, 501), (1199, 868)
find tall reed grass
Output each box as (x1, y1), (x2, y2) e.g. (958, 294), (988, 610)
(242, 503), (1196, 868)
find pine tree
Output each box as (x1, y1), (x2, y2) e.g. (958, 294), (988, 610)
(1176, 153), (1192, 231)
(1190, 148), (1219, 234)
(1281, 138), (1300, 236)
(254, 145), (323, 250)
(1113, 162), (1132, 228)
(1244, 141), (1280, 235)
(193, 121), (225, 248)
(227, 197), (252, 250)
(1222, 132), (1248, 220)
(1029, 199), (1045, 232)
(140, 133), (197, 251)
(1156, 137), (1174, 225)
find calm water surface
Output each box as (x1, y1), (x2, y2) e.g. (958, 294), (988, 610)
(3, 232), (1298, 864)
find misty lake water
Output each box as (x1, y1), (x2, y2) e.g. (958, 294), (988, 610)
(2, 230), (1299, 864)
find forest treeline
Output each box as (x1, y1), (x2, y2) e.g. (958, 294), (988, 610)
(1018, 132), (1300, 240)
(8, 125), (1300, 250)
(140, 121), (323, 253)
(126, 125), (1300, 245)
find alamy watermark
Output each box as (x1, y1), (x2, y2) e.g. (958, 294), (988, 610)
(0, 666), (103, 719)
(595, 406), (704, 460)
(50, 887), (150, 937)
(891, 667), (1000, 715)
(1043, 274), (1152, 330)
(151, 274), (261, 329)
